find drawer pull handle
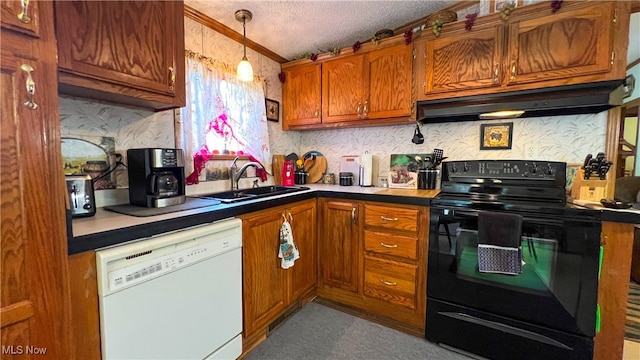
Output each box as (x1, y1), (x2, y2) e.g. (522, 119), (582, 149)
(381, 216), (398, 221)
(380, 242), (398, 248)
(380, 279), (397, 286)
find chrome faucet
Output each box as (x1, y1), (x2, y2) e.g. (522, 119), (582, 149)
(229, 156), (240, 190)
(230, 156), (264, 190)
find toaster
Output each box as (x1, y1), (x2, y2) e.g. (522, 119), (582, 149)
(66, 175), (96, 218)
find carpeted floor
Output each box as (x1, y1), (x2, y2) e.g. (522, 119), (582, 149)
(626, 281), (640, 342)
(244, 302), (473, 360)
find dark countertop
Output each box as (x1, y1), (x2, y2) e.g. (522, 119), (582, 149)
(68, 185), (640, 255)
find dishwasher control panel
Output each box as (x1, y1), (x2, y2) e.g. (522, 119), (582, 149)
(108, 238), (239, 293)
(96, 218), (243, 296)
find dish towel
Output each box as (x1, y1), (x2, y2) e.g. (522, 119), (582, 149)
(278, 218), (300, 269)
(477, 211), (523, 275)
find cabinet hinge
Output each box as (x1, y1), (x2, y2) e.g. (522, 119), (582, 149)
(611, 51), (615, 65)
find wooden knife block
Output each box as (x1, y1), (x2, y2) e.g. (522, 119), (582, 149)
(570, 168), (608, 202)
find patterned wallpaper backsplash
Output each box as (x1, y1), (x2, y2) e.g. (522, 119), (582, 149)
(299, 112), (607, 185)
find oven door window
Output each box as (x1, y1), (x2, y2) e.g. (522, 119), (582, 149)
(428, 208), (601, 337)
(455, 228), (556, 294)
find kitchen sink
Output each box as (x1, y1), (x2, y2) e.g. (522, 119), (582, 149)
(193, 186), (309, 203)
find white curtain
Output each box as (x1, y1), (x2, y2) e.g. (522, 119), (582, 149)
(176, 53), (272, 184)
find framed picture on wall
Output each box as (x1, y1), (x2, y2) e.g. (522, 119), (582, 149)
(480, 122), (513, 150)
(265, 99), (279, 122)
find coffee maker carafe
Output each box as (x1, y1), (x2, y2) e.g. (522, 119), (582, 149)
(127, 148), (186, 208)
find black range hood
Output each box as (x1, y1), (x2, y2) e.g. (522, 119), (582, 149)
(417, 80), (625, 123)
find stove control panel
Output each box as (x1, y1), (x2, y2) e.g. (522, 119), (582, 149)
(444, 160), (566, 182)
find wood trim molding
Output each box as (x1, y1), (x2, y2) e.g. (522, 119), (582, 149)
(0, 300), (34, 327)
(605, 107), (622, 199)
(184, 5), (289, 64)
(629, 57), (640, 70)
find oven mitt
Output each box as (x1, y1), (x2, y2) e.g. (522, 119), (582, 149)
(278, 218), (299, 269)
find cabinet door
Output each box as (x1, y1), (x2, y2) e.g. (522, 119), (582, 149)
(506, 3), (615, 85)
(1, 2), (71, 357)
(425, 25), (504, 94)
(322, 55), (365, 122)
(366, 44), (413, 119)
(1, 0), (40, 37)
(288, 200), (317, 301)
(55, 1), (185, 109)
(282, 63), (321, 128)
(319, 200), (360, 293)
(242, 209), (288, 336)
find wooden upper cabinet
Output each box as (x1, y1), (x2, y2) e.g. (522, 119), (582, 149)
(425, 25), (504, 94)
(419, 1), (629, 100)
(282, 37), (415, 130)
(54, 1), (185, 111)
(1, 0), (40, 38)
(366, 44), (413, 119)
(506, 2), (615, 86)
(322, 54), (365, 122)
(282, 63), (321, 129)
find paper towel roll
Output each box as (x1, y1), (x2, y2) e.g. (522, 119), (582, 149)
(360, 154), (373, 186)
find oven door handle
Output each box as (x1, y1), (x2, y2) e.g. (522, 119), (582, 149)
(437, 208), (573, 226)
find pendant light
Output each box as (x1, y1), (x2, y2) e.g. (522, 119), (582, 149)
(235, 9), (254, 82)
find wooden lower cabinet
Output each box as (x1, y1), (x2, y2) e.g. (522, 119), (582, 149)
(317, 198), (428, 334)
(68, 251), (101, 360)
(318, 199), (361, 293)
(239, 199), (317, 351)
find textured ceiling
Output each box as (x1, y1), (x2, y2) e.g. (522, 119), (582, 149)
(185, 0), (452, 61)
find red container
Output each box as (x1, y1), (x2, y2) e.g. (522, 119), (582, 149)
(282, 161), (295, 186)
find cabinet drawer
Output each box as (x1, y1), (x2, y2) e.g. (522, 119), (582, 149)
(363, 257), (417, 309)
(364, 204), (418, 232)
(364, 230), (417, 260)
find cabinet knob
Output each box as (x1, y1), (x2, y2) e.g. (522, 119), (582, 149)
(380, 216), (398, 221)
(351, 207), (357, 223)
(363, 100), (368, 118)
(356, 102), (361, 119)
(493, 63), (500, 84)
(315, 106), (319, 118)
(20, 64), (38, 110)
(18, 0), (31, 24)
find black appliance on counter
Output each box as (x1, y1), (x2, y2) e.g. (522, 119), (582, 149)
(127, 148), (186, 208)
(427, 160), (601, 360)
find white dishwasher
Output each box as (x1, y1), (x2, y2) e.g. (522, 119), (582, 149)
(96, 218), (243, 360)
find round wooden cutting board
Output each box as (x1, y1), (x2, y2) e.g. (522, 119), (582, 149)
(306, 156), (327, 183)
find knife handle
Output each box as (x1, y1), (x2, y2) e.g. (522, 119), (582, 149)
(583, 154), (592, 169)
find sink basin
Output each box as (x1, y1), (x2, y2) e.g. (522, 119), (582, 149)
(194, 186), (309, 203)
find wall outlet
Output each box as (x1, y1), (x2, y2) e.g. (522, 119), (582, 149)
(524, 144), (539, 159)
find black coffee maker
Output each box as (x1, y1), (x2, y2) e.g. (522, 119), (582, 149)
(127, 148), (186, 208)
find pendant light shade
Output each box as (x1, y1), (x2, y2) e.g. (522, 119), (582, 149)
(235, 9), (254, 82)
